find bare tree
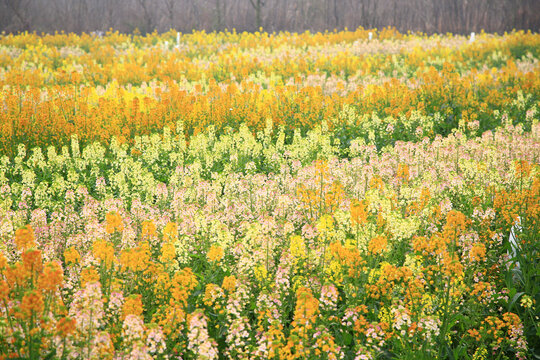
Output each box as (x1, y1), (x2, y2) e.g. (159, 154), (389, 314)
(136, 0), (155, 33)
(1, 0), (32, 31)
(215, 0), (225, 30)
(0, 0), (538, 35)
(163, 0), (176, 30)
(248, 0), (265, 29)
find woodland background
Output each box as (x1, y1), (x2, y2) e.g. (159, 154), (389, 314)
(1, 0), (539, 35)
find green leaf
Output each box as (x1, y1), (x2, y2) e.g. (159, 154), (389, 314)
(508, 291), (525, 311)
(343, 332), (353, 345)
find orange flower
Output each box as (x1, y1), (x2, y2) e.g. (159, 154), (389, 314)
(222, 275), (237, 293)
(368, 235), (388, 255)
(15, 225), (36, 251)
(122, 294), (143, 319)
(80, 267), (100, 287)
(0, 252), (7, 271)
(4, 262), (29, 288)
(207, 245), (224, 263)
(119, 241), (150, 272)
(56, 317), (76, 337)
(64, 246), (81, 266)
(159, 242), (176, 264)
(170, 267), (198, 307)
(142, 220), (157, 238)
(105, 211), (124, 234)
(350, 199), (368, 226)
(470, 243), (486, 262)
(467, 328), (481, 341)
(93, 239), (115, 267)
(0, 280), (10, 301)
(20, 290), (44, 318)
(397, 163), (410, 182)
(293, 286), (319, 327)
(21, 249), (43, 274)
(163, 222), (178, 242)
(37, 261), (63, 292)
(514, 159), (531, 178)
(369, 176), (384, 191)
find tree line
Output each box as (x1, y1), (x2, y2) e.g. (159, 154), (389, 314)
(1, 0), (539, 35)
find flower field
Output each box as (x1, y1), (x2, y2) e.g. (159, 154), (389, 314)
(0, 29), (539, 359)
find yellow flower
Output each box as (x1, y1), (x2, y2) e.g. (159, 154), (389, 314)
(289, 235), (306, 261)
(254, 265), (268, 283)
(472, 346), (487, 360)
(520, 295), (533, 309)
(317, 214), (334, 233)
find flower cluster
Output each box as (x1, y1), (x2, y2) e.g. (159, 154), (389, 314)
(0, 29), (539, 360)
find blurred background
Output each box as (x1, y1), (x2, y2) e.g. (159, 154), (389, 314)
(1, 0), (539, 34)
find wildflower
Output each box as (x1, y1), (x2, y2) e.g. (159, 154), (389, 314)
(520, 295), (533, 309)
(203, 283), (224, 308)
(350, 200), (368, 226)
(56, 317), (77, 337)
(106, 211), (124, 234)
(0, 252), (7, 271)
(472, 346), (487, 360)
(20, 290), (44, 318)
(123, 294), (144, 320)
(320, 284), (339, 311)
(93, 239), (115, 267)
(122, 314), (146, 343)
(187, 311), (219, 360)
(368, 235), (388, 255)
(397, 163), (410, 182)
(15, 225), (36, 251)
(0, 280), (9, 301)
(64, 246), (81, 265)
(222, 275), (237, 293)
(159, 242), (176, 264)
(120, 241), (151, 272)
(146, 325), (167, 356)
(514, 160), (531, 178)
(163, 221), (178, 242)
(317, 214), (334, 233)
(207, 245), (224, 263)
(37, 261), (63, 292)
(142, 220), (157, 238)
(289, 235), (306, 261)
(80, 267), (100, 287)
(470, 243), (486, 262)
(21, 248), (43, 273)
